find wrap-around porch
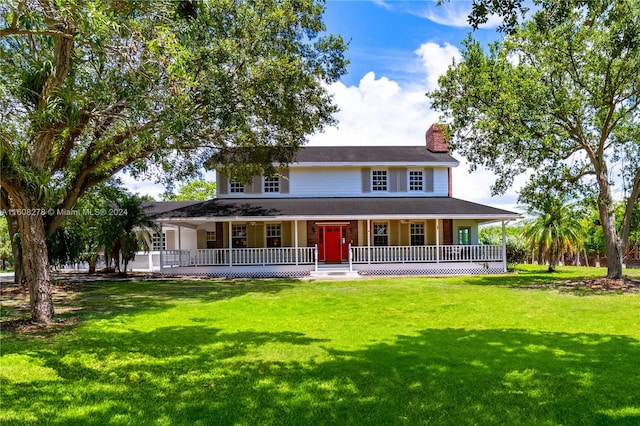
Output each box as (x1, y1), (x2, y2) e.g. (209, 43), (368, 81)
(155, 218), (509, 277)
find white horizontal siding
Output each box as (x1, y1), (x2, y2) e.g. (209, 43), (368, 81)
(290, 167), (362, 196)
(217, 166), (452, 198)
(432, 168), (449, 196)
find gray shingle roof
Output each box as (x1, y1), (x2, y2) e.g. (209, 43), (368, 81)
(153, 197), (518, 221)
(142, 201), (202, 217)
(293, 146), (459, 164)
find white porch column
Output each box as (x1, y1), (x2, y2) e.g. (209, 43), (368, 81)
(502, 220), (507, 272)
(367, 219), (371, 264)
(159, 224), (164, 274)
(436, 219), (440, 263)
(294, 220), (299, 265)
(228, 221), (233, 267)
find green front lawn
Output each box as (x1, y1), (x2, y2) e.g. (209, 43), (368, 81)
(2, 266), (639, 425)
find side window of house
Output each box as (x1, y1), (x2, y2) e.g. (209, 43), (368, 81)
(373, 222), (388, 246)
(372, 170), (387, 191)
(264, 176), (279, 193)
(266, 224), (281, 247)
(232, 224), (247, 248)
(206, 231), (216, 249)
(458, 227), (471, 245)
(409, 170), (424, 191)
(230, 181), (244, 193)
(410, 223), (425, 246)
(152, 232), (166, 250)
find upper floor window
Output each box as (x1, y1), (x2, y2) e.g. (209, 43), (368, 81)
(264, 176), (279, 193)
(409, 170), (424, 191)
(372, 170), (387, 191)
(266, 224), (281, 247)
(230, 182), (244, 193)
(410, 223), (425, 246)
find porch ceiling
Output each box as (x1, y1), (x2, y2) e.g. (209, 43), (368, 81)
(153, 197), (520, 222)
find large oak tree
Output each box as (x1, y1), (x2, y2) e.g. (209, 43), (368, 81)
(0, 0), (347, 322)
(429, 0), (639, 279)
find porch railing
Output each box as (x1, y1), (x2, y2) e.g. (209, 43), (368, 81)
(351, 245), (503, 264)
(161, 245), (503, 268)
(161, 247), (316, 268)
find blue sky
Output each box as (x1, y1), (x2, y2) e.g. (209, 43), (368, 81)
(322, 1), (500, 87)
(127, 0), (525, 212)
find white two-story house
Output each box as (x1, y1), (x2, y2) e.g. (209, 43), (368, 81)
(146, 124), (519, 277)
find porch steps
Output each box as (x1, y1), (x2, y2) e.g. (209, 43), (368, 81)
(309, 264), (361, 279)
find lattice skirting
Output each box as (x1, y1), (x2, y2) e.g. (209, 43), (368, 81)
(162, 270), (310, 279)
(358, 267), (505, 276)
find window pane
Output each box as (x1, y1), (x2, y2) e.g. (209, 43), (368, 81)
(232, 224), (247, 248)
(230, 182), (244, 193)
(409, 171), (423, 191)
(410, 223), (425, 246)
(458, 227), (470, 245)
(373, 223), (388, 246)
(266, 224), (281, 248)
(264, 176), (279, 193)
(372, 170), (387, 191)
(152, 232), (165, 250)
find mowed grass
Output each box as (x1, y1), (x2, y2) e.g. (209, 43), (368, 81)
(1, 266), (639, 425)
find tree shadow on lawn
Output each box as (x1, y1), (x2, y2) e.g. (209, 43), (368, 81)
(1, 279), (297, 329)
(2, 326), (639, 425)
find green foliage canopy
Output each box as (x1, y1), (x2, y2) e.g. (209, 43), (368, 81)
(161, 179), (216, 201)
(0, 0), (347, 232)
(429, 0), (640, 277)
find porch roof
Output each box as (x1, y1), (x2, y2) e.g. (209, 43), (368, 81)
(153, 197), (519, 223)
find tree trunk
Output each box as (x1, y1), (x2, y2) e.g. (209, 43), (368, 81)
(17, 211), (54, 323)
(88, 254), (98, 274)
(598, 195), (624, 279)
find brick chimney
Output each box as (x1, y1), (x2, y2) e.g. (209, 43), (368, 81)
(425, 123), (449, 153)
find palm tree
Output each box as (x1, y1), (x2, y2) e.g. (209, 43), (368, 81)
(103, 194), (157, 276)
(522, 197), (586, 272)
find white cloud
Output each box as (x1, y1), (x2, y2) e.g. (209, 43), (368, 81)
(414, 42), (461, 91)
(412, 2), (504, 29)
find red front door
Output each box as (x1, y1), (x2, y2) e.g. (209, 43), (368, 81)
(324, 226), (342, 263)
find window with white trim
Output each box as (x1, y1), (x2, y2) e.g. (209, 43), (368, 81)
(232, 224), (247, 248)
(373, 222), (388, 246)
(409, 170), (424, 191)
(410, 223), (425, 246)
(152, 232), (165, 250)
(230, 182), (244, 193)
(372, 170), (387, 191)
(264, 176), (279, 193)
(266, 224), (281, 248)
